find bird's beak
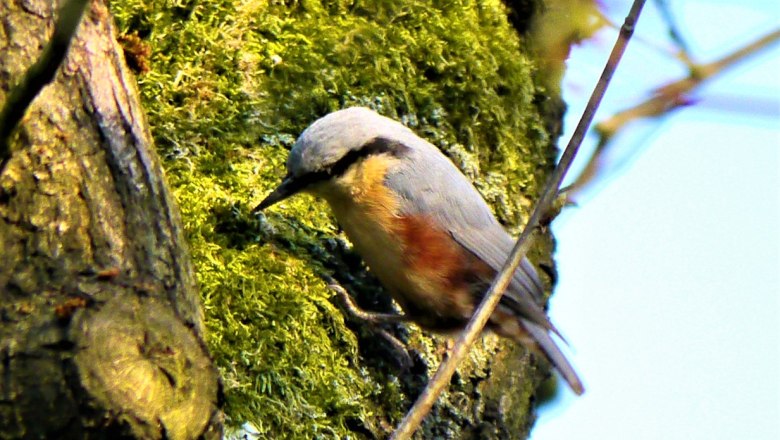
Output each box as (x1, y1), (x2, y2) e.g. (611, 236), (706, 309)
(254, 173), (306, 213)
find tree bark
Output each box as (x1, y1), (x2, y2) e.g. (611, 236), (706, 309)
(0, 0), (221, 437)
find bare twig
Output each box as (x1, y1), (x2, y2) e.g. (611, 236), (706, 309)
(653, 0), (692, 60)
(697, 28), (780, 79)
(0, 0), (89, 174)
(390, 1), (648, 438)
(565, 27), (780, 200)
(607, 28), (780, 136)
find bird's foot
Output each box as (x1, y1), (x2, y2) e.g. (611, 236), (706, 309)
(326, 279), (413, 370)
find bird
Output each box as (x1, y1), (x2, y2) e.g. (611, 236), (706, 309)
(255, 107), (584, 395)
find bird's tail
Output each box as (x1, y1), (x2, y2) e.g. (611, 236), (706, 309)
(524, 320), (585, 395)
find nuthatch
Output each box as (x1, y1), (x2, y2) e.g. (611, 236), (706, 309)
(256, 107), (584, 395)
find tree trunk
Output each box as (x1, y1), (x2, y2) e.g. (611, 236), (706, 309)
(0, 0), (221, 437)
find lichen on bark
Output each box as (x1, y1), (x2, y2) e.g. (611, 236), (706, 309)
(108, 0), (564, 437)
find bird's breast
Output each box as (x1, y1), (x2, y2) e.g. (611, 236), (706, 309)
(322, 157), (492, 328)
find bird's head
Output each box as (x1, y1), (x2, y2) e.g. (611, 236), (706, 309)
(255, 107), (412, 211)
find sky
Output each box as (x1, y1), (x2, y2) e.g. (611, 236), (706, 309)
(533, 1), (779, 439)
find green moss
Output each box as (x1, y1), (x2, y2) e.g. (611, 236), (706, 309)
(110, 0), (558, 437)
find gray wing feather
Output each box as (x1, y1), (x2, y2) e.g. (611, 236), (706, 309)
(385, 138), (556, 333)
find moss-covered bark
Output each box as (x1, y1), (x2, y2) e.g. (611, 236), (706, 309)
(107, 0), (564, 437)
(0, 0), (220, 437)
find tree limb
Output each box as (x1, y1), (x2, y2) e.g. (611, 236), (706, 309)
(0, 0), (88, 174)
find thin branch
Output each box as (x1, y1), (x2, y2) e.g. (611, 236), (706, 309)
(389, 1), (648, 438)
(653, 0), (692, 60)
(566, 27), (780, 200)
(698, 28), (780, 78)
(0, 0), (89, 174)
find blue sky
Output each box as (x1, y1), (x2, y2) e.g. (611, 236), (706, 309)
(533, 1), (779, 439)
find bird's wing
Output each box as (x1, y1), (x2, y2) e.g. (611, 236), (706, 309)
(385, 140), (556, 333)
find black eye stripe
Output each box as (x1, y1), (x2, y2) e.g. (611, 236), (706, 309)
(298, 136), (410, 186)
(330, 136), (409, 177)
